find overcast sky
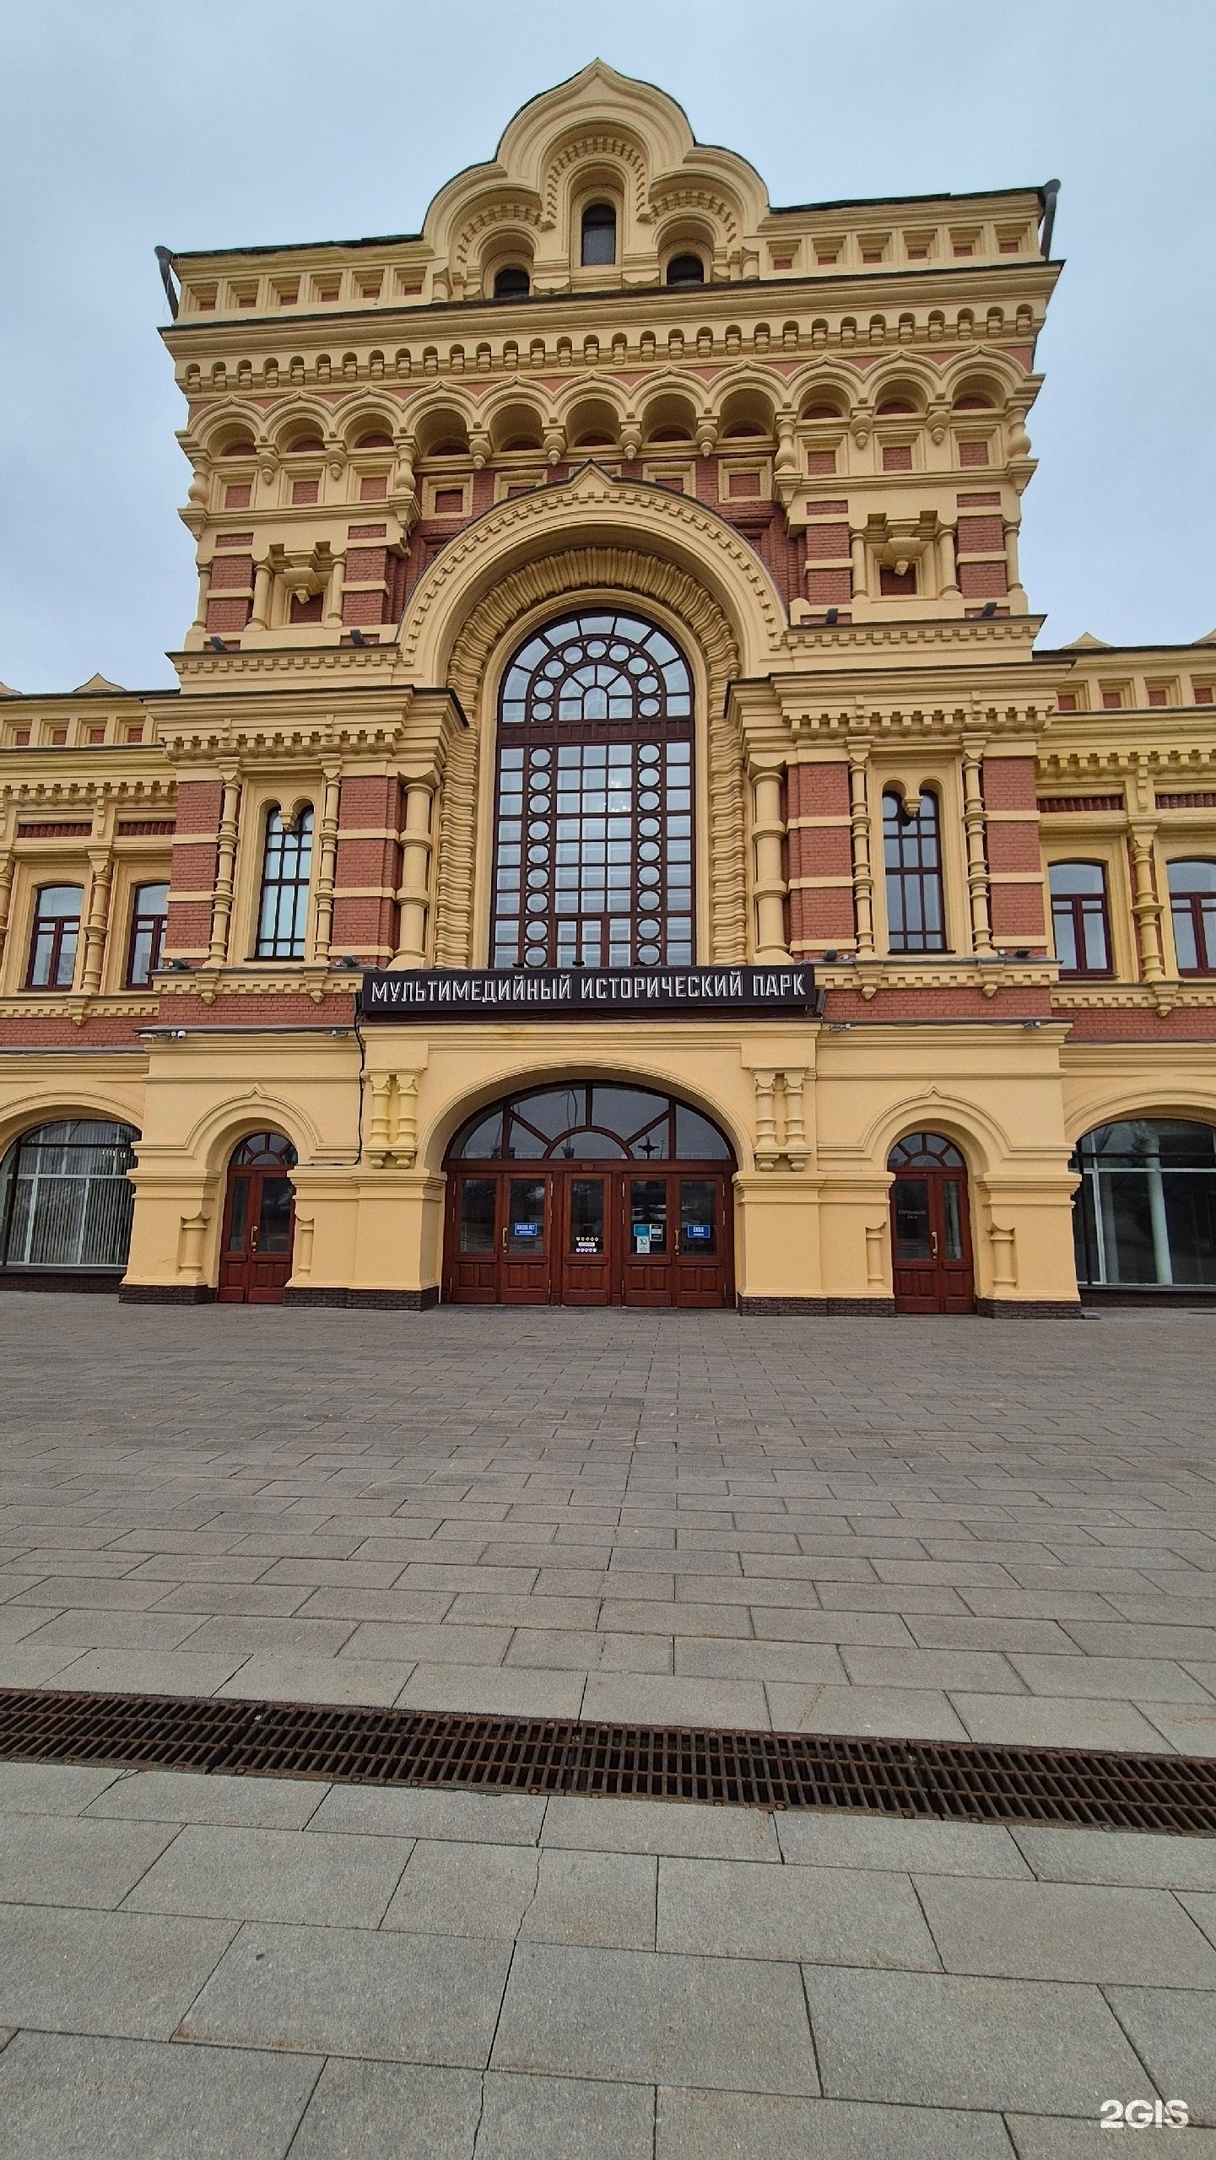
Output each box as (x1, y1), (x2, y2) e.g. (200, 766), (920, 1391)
(1, 0), (1213, 693)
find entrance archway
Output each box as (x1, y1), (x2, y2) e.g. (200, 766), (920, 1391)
(888, 1131), (975, 1314)
(218, 1132), (298, 1304)
(443, 1082), (735, 1307)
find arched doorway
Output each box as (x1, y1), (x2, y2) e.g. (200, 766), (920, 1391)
(0, 1118), (138, 1277)
(1071, 1118), (1216, 1290)
(888, 1131), (975, 1314)
(443, 1082), (734, 1307)
(218, 1132), (298, 1304)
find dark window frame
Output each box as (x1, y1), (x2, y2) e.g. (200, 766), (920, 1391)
(489, 609), (695, 973)
(26, 883), (83, 990)
(580, 202), (617, 267)
(666, 252), (706, 287)
(1168, 859), (1216, 975)
(125, 880), (170, 988)
(883, 788), (947, 954)
(1049, 861), (1114, 977)
(254, 804), (314, 961)
(492, 265), (530, 300)
(0, 1117), (139, 1272)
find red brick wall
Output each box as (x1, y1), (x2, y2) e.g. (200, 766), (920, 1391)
(166, 781), (222, 954)
(332, 775), (400, 960)
(787, 762), (855, 949)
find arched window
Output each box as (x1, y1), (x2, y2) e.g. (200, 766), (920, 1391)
(666, 253), (705, 287)
(1168, 860), (1216, 974)
(1050, 862), (1112, 976)
(255, 806), (313, 960)
(450, 1085), (732, 1163)
(1072, 1119), (1216, 1287)
(580, 203), (616, 267)
(491, 610), (693, 972)
(126, 881), (169, 988)
(883, 790), (946, 952)
(27, 884), (83, 989)
(0, 1118), (138, 1271)
(493, 265), (530, 300)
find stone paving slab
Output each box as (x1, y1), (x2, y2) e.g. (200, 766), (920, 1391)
(3, 1300), (1216, 2149)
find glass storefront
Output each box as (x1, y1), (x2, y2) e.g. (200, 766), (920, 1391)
(0, 1119), (138, 1271)
(1071, 1119), (1216, 1287)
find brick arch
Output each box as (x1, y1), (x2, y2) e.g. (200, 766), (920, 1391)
(429, 545), (748, 972)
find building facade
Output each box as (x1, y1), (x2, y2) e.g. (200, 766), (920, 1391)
(2, 62), (1215, 1315)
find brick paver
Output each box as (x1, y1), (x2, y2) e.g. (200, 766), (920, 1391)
(3, 1298), (1216, 2150)
(1, 1297), (1214, 1750)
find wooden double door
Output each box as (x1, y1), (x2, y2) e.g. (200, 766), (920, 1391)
(888, 1132), (975, 1314)
(445, 1165), (732, 1308)
(218, 1132), (298, 1304)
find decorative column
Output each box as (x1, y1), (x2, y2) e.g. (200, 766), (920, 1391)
(783, 1068), (809, 1172)
(312, 766), (341, 967)
(207, 769), (242, 966)
(848, 747), (876, 957)
(753, 1070), (779, 1169)
(80, 846), (115, 995)
(961, 740), (994, 955)
(938, 523), (959, 595)
(0, 847), (14, 973)
(394, 776), (437, 966)
(368, 1075), (393, 1163)
(849, 529), (869, 600)
(191, 564), (212, 636)
(249, 558), (273, 632)
(1004, 519), (1026, 606)
(1128, 823), (1166, 982)
(750, 763), (789, 961)
(322, 554), (346, 632)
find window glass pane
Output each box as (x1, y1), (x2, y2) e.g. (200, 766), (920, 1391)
(227, 1176), (249, 1251)
(581, 204), (616, 266)
(1052, 897), (1080, 971)
(630, 1179), (667, 1254)
(506, 1179), (546, 1254)
(941, 1179), (964, 1260)
(1081, 902), (1110, 971)
(36, 885), (84, 916)
(1172, 899), (1200, 971)
(1162, 1174), (1216, 1285)
(883, 792), (945, 953)
(1168, 860), (1216, 894)
(458, 1178), (497, 1255)
(134, 882), (170, 914)
(257, 1176), (294, 1253)
(255, 809), (313, 959)
(1050, 862), (1105, 896)
(680, 1178), (717, 1254)
(552, 1130), (626, 1160)
(452, 1111), (503, 1160)
(893, 1177), (932, 1259)
(570, 1179), (605, 1253)
(675, 1105), (732, 1160)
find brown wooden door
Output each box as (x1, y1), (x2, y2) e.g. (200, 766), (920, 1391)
(622, 1174), (674, 1306)
(560, 1174), (614, 1305)
(890, 1166), (974, 1313)
(448, 1174), (500, 1302)
(500, 1175), (552, 1303)
(218, 1163), (296, 1303)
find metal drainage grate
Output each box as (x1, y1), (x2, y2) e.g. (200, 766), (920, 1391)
(1, 1686), (1214, 1835)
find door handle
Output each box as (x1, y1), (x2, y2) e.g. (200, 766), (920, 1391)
(250, 1225), (259, 1253)
(930, 1230), (938, 1257)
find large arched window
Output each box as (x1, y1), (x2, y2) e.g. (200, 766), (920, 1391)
(490, 610), (694, 972)
(883, 789), (946, 952)
(0, 1118), (138, 1271)
(580, 202), (616, 267)
(1072, 1119), (1216, 1288)
(449, 1084), (731, 1164)
(1168, 860), (1216, 974)
(255, 806), (313, 960)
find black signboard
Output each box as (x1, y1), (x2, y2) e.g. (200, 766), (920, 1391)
(360, 964), (818, 1023)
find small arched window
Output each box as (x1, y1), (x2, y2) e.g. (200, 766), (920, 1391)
(883, 790), (946, 953)
(580, 203), (616, 267)
(1050, 862), (1112, 976)
(27, 884), (83, 989)
(1168, 859), (1216, 973)
(255, 807), (314, 960)
(666, 253), (705, 287)
(493, 265), (530, 300)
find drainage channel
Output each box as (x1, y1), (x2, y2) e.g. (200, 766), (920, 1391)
(1, 1687), (1213, 1835)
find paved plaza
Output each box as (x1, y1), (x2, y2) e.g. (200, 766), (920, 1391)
(1, 1296), (1215, 2152)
